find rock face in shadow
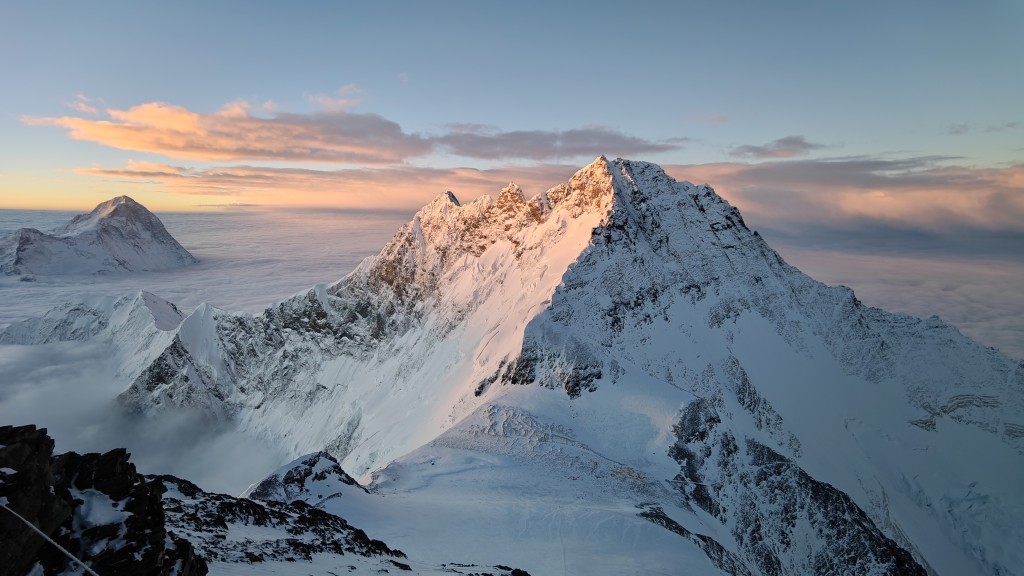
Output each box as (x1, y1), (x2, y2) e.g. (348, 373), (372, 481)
(1, 426), (533, 576)
(668, 401), (927, 576)
(157, 474), (400, 565)
(0, 424), (207, 576)
(0, 425), (73, 574)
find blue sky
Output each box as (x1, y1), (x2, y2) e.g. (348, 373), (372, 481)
(0, 0), (1021, 238)
(2, 1), (1021, 205)
(0, 0), (1022, 354)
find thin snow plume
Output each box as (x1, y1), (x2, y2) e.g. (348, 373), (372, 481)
(0, 341), (286, 495)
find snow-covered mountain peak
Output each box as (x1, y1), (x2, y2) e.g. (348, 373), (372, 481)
(244, 451), (368, 505)
(346, 157), (617, 308)
(89, 194), (138, 214)
(1, 195), (197, 275)
(112, 158), (1023, 575)
(54, 195), (151, 236)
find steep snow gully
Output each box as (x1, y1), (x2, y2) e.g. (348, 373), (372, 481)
(5, 158), (1022, 575)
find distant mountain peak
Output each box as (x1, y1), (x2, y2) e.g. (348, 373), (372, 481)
(1, 195), (197, 275)
(55, 195), (159, 237)
(98, 194), (140, 209)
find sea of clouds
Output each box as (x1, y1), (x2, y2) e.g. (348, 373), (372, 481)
(0, 205), (1019, 494)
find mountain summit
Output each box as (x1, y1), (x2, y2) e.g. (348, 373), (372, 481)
(41, 158), (1024, 574)
(1, 195), (197, 275)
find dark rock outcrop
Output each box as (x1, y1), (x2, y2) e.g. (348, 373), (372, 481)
(668, 404), (928, 576)
(0, 424), (207, 576)
(157, 474), (400, 564)
(0, 425), (73, 575)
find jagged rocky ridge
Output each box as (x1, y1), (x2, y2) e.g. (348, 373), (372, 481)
(0, 195), (197, 276)
(0, 424), (207, 576)
(119, 161), (618, 474)
(19, 158), (1024, 574)
(0, 426), (531, 576)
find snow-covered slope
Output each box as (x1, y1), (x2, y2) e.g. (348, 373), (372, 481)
(0, 290), (184, 382)
(117, 157), (1024, 575)
(0, 195), (197, 275)
(0, 424), (531, 576)
(120, 163), (615, 470)
(159, 474), (531, 575)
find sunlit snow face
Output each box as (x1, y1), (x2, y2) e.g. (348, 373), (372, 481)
(0, 207), (412, 495)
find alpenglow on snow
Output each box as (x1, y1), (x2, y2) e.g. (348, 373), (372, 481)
(7, 158), (1022, 575)
(0, 195), (197, 276)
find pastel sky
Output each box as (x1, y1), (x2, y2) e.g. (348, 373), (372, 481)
(1, 1), (1019, 205)
(0, 1), (1022, 355)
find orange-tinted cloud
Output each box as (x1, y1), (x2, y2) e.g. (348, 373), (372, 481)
(72, 156), (1024, 358)
(666, 157), (1024, 234)
(24, 99), (682, 164)
(24, 101), (432, 164)
(78, 156), (1024, 240)
(661, 158), (1024, 268)
(308, 85), (362, 112)
(76, 162), (580, 210)
(68, 94), (100, 115)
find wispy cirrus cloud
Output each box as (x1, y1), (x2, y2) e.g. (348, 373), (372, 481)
(68, 94), (101, 115)
(307, 84), (362, 112)
(81, 154), (1024, 257)
(945, 121), (1021, 135)
(695, 114), (728, 125)
(731, 135), (826, 159)
(24, 98), (679, 164)
(986, 121), (1021, 132)
(79, 151), (1024, 237)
